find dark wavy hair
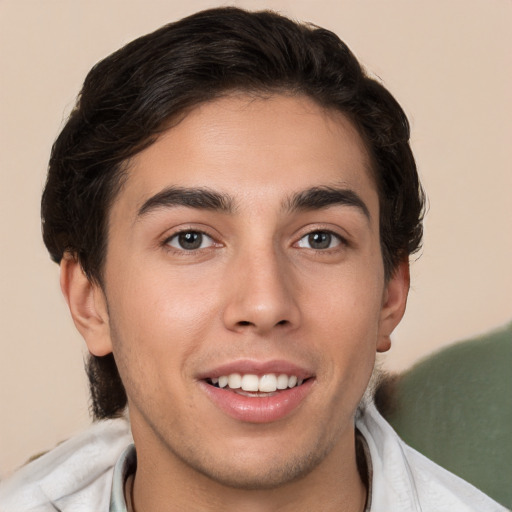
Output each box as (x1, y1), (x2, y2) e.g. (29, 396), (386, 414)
(41, 7), (425, 420)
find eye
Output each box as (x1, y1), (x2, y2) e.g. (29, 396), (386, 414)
(166, 231), (215, 251)
(296, 231), (343, 250)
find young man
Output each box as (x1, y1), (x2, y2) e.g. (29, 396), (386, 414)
(0, 7), (506, 512)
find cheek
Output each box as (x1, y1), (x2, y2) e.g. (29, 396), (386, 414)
(105, 267), (220, 422)
(105, 259), (222, 369)
(300, 260), (384, 374)
(303, 257), (384, 327)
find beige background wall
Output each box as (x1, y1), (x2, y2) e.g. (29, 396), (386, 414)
(1, 0), (510, 479)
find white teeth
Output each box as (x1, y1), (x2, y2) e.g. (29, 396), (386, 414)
(212, 373), (305, 392)
(259, 374), (277, 392)
(276, 374), (289, 390)
(228, 373), (241, 389)
(241, 374), (259, 392)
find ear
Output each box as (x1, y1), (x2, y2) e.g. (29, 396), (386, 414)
(376, 259), (410, 353)
(60, 253), (113, 357)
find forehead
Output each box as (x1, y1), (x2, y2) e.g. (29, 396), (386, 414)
(113, 93), (377, 218)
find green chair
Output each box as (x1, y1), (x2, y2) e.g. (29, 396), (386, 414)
(377, 322), (512, 509)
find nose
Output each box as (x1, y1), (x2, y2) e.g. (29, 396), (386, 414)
(222, 246), (301, 335)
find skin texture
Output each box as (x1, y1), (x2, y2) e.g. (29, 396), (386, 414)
(61, 93), (409, 512)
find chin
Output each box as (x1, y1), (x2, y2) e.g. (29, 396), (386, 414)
(178, 434), (337, 491)
(194, 456), (321, 490)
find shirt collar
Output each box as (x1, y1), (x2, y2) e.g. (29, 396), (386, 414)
(110, 444), (136, 512)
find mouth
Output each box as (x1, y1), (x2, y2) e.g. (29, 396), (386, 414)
(206, 373), (309, 397)
(199, 363), (315, 423)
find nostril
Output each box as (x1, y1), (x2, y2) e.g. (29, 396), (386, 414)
(237, 319), (288, 327)
(230, 315), (295, 332)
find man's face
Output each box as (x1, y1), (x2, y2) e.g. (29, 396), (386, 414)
(94, 94), (406, 488)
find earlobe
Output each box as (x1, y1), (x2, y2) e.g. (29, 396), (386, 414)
(377, 260), (410, 353)
(60, 253), (113, 357)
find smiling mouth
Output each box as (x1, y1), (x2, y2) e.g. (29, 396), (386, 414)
(206, 373), (309, 396)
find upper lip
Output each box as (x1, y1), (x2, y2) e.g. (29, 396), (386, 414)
(196, 359), (314, 380)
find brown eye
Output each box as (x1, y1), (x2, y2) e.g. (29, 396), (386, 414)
(308, 232), (331, 249)
(167, 231), (213, 250)
(297, 231), (342, 250)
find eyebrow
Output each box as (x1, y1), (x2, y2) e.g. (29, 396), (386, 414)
(285, 186), (371, 220)
(136, 184), (370, 221)
(137, 186), (235, 217)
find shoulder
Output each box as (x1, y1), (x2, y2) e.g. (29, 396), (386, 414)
(0, 418), (132, 512)
(400, 443), (508, 512)
(356, 402), (508, 512)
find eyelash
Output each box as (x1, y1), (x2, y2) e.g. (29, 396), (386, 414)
(163, 229), (218, 252)
(295, 229), (348, 251)
(162, 228), (348, 254)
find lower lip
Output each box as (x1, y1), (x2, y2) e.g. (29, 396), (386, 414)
(200, 379), (315, 423)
